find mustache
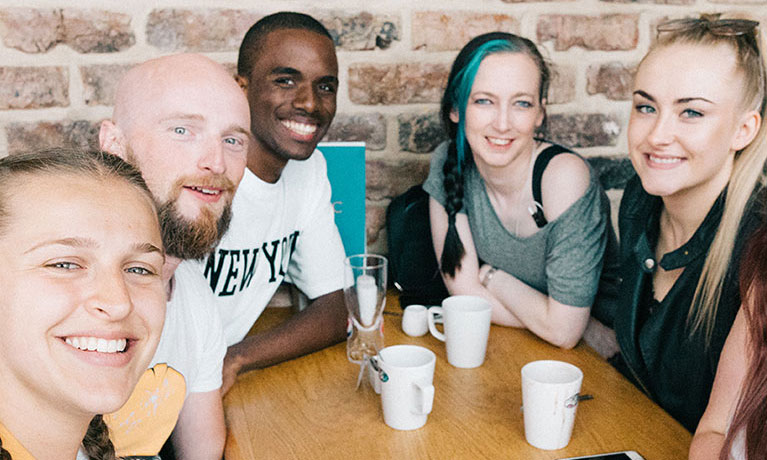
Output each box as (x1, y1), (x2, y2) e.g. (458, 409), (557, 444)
(177, 176), (236, 192)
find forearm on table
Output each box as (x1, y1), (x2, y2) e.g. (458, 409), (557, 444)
(689, 432), (725, 460)
(443, 270), (524, 327)
(484, 269), (589, 349)
(228, 289), (347, 373)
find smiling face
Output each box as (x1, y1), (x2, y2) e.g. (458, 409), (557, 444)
(452, 52), (545, 172)
(102, 54), (251, 259)
(0, 173), (165, 419)
(628, 43), (758, 202)
(241, 28), (338, 169)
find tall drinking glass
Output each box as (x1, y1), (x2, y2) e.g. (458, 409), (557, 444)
(343, 254), (387, 365)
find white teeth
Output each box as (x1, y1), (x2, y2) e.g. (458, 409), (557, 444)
(649, 154), (683, 165)
(487, 137), (511, 146)
(281, 120), (317, 136)
(191, 186), (219, 195)
(65, 337), (128, 353)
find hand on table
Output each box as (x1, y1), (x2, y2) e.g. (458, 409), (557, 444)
(222, 350), (243, 396)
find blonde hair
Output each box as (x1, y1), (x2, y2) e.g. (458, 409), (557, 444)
(650, 14), (767, 344)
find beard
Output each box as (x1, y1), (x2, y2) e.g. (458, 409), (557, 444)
(123, 147), (235, 260)
(157, 196), (232, 260)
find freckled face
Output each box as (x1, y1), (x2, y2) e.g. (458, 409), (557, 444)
(243, 28), (338, 164)
(628, 43), (753, 200)
(0, 174), (166, 417)
(452, 52), (545, 171)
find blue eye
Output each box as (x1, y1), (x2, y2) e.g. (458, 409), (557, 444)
(473, 98), (492, 105)
(515, 100), (534, 108)
(682, 108), (703, 118)
(635, 104), (655, 114)
(174, 127), (187, 135)
(126, 266), (154, 276)
(223, 137), (244, 147)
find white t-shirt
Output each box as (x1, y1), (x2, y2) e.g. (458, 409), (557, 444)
(188, 150), (346, 345)
(105, 262), (226, 456)
(150, 262), (226, 393)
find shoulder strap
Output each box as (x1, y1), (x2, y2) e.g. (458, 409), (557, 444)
(530, 144), (572, 228)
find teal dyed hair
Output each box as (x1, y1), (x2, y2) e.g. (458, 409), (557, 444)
(447, 39), (518, 172)
(438, 32), (550, 277)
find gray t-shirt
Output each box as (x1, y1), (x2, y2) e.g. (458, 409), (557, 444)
(423, 141), (609, 307)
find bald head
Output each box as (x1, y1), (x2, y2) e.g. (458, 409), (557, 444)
(100, 53), (250, 260)
(112, 54), (247, 137)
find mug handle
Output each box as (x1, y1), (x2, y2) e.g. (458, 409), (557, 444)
(427, 306), (445, 342)
(413, 380), (434, 415)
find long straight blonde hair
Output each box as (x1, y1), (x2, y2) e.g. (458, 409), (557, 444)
(646, 15), (767, 344)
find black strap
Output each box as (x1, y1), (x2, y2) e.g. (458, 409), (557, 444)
(530, 144), (573, 228)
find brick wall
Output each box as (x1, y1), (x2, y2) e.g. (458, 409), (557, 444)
(1, 0), (765, 253)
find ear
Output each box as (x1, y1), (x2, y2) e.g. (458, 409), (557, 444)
(731, 110), (761, 152)
(234, 74), (249, 93)
(449, 109), (459, 124)
(99, 119), (128, 159)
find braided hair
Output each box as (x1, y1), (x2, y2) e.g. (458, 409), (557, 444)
(0, 416), (115, 459)
(438, 32), (551, 276)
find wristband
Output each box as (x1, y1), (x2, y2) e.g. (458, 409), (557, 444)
(481, 266), (497, 288)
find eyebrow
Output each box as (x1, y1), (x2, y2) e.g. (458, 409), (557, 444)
(633, 90), (714, 105)
(271, 66), (301, 76)
(471, 90), (536, 99)
(158, 114), (249, 138)
(25, 237), (163, 255)
(271, 67), (339, 85)
(226, 124), (251, 138)
(158, 113), (205, 124)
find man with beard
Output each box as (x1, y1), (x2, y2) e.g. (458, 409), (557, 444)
(189, 12), (347, 394)
(98, 53), (251, 460)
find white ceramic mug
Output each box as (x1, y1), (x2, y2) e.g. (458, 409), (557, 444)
(427, 295), (492, 368)
(372, 345), (436, 430)
(402, 304), (429, 337)
(521, 360), (583, 450)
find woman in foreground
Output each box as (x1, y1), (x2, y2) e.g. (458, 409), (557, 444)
(0, 149), (166, 459)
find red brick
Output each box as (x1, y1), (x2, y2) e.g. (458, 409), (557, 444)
(0, 8), (60, 53)
(601, 0), (693, 3)
(587, 63), (635, 101)
(0, 67), (68, 109)
(412, 12), (519, 51)
(62, 9), (134, 53)
(545, 113), (622, 148)
(398, 110), (445, 153)
(318, 12), (400, 50)
(349, 63), (450, 105)
(537, 15), (639, 51)
(548, 64), (576, 105)
(0, 8), (134, 54)
(366, 158), (431, 201)
(325, 113), (387, 150)
(81, 64), (132, 106)
(6, 120), (100, 154)
(146, 9), (259, 52)
(366, 203), (388, 246)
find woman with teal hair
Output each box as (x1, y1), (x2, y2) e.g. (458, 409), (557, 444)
(424, 32), (617, 349)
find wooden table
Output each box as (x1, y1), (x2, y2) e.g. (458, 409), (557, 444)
(223, 294), (691, 460)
